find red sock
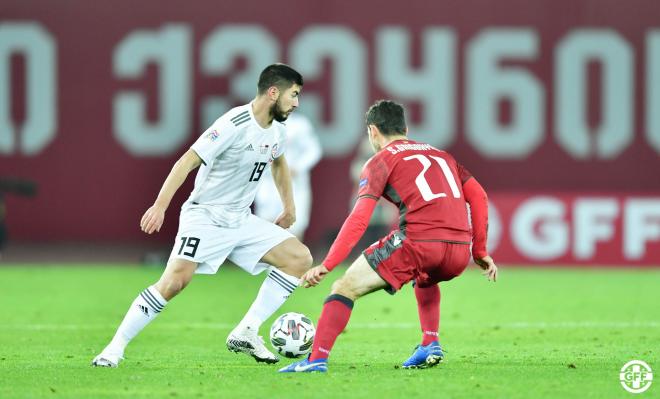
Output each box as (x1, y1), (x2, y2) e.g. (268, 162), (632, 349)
(415, 283), (440, 345)
(309, 294), (354, 361)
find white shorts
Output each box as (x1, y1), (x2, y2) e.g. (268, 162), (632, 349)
(169, 207), (295, 275)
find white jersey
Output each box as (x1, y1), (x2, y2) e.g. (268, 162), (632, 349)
(186, 103), (287, 227)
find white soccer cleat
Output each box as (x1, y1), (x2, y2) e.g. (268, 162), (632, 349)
(226, 327), (279, 364)
(91, 350), (124, 368)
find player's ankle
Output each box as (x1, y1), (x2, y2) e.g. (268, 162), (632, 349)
(107, 336), (128, 354)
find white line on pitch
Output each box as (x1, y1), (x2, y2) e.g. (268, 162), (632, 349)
(1, 321), (658, 331)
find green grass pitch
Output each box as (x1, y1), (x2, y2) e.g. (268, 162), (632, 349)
(0, 265), (658, 398)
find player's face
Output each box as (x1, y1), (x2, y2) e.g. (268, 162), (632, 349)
(272, 84), (301, 122)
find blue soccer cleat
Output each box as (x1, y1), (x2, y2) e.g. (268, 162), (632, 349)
(278, 355), (328, 373)
(402, 341), (444, 369)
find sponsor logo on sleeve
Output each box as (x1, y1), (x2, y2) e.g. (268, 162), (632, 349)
(359, 178), (368, 188)
(205, 130), (220, 142)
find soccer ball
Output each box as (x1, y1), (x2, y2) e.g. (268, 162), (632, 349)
(269, 312), (315, 358)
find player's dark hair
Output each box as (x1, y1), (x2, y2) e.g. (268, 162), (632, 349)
(257, 63), (303, 94)
(365, 100), (407, 136)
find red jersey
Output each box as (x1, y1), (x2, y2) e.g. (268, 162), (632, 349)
(357, 139), (472, 242)
(321, 138), (488, 271)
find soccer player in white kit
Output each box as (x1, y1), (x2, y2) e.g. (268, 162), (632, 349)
(92, 64), (312, 367)
(254, 113), (322, 239)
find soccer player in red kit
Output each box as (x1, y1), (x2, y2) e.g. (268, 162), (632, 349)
(279, 100), (497, 373)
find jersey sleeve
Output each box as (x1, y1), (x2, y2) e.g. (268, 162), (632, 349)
(357, 155), (390, 200)
(191, 118), (239, 165)
(463, 177), (488, 259)
(322, 197), (378, 270)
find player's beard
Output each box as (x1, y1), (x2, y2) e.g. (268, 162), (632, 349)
(271, 99), (291, 122)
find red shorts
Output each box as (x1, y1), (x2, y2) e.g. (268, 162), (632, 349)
(362, 230), (471, 294)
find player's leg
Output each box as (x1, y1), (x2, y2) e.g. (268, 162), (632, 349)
(260, 236), (312, 277)
(413, 242), (470, 345)
(311, 254), (387, 359)
(226, 217), (312, 363)
(278, 254), (387, 372)
(411, 241), (447, 350)
(234, 237), (311, 331)
(305, 231), (410, 364)
(280, 231), (420, 373)
(92, 258), (197, 367)
(403, 242), (471, 369)
(153, 258), (198, 300)
(414, 283), (440, 346)
(401, 282), (444, 369)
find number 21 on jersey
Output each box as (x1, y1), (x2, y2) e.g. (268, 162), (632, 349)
(403, 154), (461, 201)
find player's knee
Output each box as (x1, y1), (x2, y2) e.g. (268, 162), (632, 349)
(290, 245), (313, 276)
(300, 246), (313, 269)
(330, 277), (358, 301)
(156, 275), (189, 300)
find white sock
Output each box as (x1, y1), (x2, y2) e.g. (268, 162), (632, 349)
(235, 267), (299, 334)
(104, 285), (168, 354)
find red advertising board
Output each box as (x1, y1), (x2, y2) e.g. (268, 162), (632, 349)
(1, 0), (659, 264)
(487, 193), (660, 266)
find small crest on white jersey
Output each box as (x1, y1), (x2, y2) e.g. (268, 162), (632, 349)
(271, 143), (279, 160)
(259, 144), (270, 154)
(205, 130), (220, 141)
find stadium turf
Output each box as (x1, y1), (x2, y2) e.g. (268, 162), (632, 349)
(0, 265), (657, 398)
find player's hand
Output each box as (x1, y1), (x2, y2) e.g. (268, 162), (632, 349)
(301, 265), (330, 288)
(274, 209), (296, 229)
(475, 255), (498, 282)
(140, 204), (166, 234)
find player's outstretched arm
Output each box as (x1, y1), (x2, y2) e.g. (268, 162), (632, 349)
(271, 155), (296, 229)
(140, 149), (203, 234)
